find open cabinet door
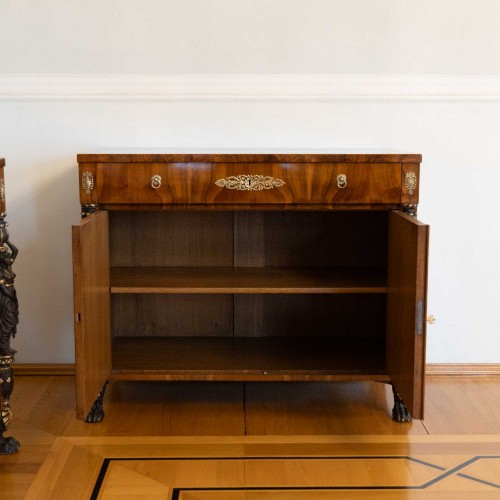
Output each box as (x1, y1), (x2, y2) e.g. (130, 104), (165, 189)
(387, 211), (429, 419)
(72, 210), (111, 420)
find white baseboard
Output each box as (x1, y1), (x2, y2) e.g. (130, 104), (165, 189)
(425, 364), (500, 376)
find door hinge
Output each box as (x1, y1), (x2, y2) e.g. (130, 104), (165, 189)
(416, 300), (423, 335)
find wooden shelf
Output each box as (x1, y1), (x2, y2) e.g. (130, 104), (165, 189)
(110, 267), (387, 294)
(110, 337), (388, 382)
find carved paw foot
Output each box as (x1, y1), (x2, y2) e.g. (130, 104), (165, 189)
(84, 384), (107, 423)
(0, 436), (20, 455)
(391, 384), (412, 422)
(85, 404), (104, 423)
(392, 399), (412, 422)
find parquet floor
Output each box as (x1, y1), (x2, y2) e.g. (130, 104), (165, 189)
(2, 376), (500, 499)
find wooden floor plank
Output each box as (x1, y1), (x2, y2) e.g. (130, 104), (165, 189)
(62, 381), (246, 437)
(244, 381), (428, 435)
(99, 463), (171, 498)
(11, 375), (79, 436)
(25, 440), (103, 500)
(0, 420), (56, 500)
(423, 376), (500, 434)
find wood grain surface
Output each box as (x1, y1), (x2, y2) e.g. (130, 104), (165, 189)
(110, 266), (387, 293)
(109, 337), (388, 381)
(80, 162), (404, 206)
(77, 151), (422, 163)
(72, 211), (112, 419)
(386, 211), (429, 420)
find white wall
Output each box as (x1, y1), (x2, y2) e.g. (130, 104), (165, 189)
(0, 1), (499, 364)
(2, 0), (500, 74)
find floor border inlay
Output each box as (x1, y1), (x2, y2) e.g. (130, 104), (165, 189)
(90, 454), (500, 499)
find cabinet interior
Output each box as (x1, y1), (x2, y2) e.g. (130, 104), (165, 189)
(108, 210), (390, 377)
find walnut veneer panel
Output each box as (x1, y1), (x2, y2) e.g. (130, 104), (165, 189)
(79, 161), (406, 207)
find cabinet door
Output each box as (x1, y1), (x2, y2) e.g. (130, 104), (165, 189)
(72, 210), (111, 419)
(386, 211), (429, 419)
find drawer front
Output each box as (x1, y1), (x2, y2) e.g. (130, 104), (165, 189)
(79, 162), (404, 206)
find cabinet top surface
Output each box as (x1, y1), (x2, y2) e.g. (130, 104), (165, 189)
(77, 149), (421, 163)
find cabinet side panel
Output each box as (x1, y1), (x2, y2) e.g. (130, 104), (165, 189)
(386, 211), (428, 419)
(73, 211), (111, 419)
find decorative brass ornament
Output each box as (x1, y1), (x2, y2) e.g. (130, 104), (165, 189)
(81, 172), (95, 196)
(0, 180), (4, 203)
(215, 175), (285, 191)
(337, 174), (347, 189)
(405, 172), (417, 196)
(1, 400), (12, 428)
(151, 175), (162, 189)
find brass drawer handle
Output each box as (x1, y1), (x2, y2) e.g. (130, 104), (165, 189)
(337, 174), (347, 189)
(151, 175), (162, 189)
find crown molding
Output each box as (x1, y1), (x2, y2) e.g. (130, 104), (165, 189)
(1, 74), (499, 101)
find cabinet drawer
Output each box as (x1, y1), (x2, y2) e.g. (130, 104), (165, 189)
(79, 162), (405, 206)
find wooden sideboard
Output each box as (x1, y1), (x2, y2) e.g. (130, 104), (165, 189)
(0, 158), (20, 454)
(73, 151), (428, 423)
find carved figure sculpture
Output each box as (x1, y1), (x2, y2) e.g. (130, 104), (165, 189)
(0, 213), (20, 454)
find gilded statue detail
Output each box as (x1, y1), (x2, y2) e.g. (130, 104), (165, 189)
(0, 212), (20, 454)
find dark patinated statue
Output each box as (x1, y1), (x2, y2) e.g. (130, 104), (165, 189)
(0, 213), (20, 454)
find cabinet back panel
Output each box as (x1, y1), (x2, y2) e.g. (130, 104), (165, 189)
(235, 211), (388, 268)
(111, 294), (233, 338)
(109, 211), (234, 267)
(112, 294), (385, 340)
(234, 294), (386, 338)
(110, 211), (387, 269)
